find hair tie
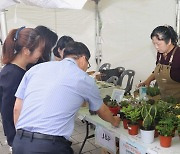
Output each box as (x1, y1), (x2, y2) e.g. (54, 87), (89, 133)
(14, 26), (26, 41)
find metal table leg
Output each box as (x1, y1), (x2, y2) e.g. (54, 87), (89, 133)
(78, 121), (95, 154)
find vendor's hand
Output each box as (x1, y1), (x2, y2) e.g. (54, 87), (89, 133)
(111, 116), (120, 127)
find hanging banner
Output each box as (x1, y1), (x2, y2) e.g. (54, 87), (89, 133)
(95, 125), (116, 154)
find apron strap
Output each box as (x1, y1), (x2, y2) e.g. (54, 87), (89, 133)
(168, 46), (177, 66)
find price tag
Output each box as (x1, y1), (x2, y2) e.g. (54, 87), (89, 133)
(95, 126), (116, 153)
(111, 89), (125, 103)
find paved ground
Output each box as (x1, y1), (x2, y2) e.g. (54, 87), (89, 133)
(0, 116), (103, 154)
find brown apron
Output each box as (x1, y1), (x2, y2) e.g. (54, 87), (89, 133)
(154, 47), (180, 103)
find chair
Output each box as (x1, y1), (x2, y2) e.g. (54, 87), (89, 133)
(99, 63), (111, 71)
(100, 68), (120, 81)
(116, 67), (125, 77)
(117, 69), (135, 95)
(106, 76), (118, 85)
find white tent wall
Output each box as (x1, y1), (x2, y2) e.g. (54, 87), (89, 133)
(1, 0), (177, 91)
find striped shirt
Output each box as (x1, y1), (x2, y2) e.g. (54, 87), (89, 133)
(15, 58), (103, 139)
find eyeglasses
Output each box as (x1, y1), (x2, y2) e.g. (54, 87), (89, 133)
(85, 57), (91, 69)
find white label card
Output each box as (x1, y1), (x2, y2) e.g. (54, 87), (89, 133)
(111, 89), (125, 103)
(119, 135), (147, 154)
(95, 126), (116, 153)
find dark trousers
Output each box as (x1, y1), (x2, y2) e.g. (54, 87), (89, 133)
(12, 131), (74, 154)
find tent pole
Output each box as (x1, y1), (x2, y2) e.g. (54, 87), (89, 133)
(176, 0), (180, 44)
(94, 0), (102, 71)
(0, 10), (8, 43)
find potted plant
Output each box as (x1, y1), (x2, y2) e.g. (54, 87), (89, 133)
(118, 99), (129, 119)
(175, 104), (180, 137)
(156, 117), (175, 148)
(146, 86), (160, 101)
(103, 95), (120, 116)
(121, 105), (132, 129)
(164, 96), (177, 105)
(127, 105), (141, 135)
(140, 103), (157, 143)
(177, 117), (180, 137)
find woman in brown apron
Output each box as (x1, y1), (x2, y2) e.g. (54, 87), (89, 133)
(139, 25), (180, 103)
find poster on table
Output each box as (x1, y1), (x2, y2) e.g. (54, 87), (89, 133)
(119, 134), (149, 154)
(95, 125), (116, 153)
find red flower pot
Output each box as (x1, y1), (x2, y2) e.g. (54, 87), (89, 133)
(128, 124), (139, 135)
(123, 119), (130, 129)
(159, 135), (172, 148)
(109, 106), (120, 116)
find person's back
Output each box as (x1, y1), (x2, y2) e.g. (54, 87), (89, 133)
(13, 41), (120, 154)
(0, 27), (45, 147)
(16, 59), (97, 138)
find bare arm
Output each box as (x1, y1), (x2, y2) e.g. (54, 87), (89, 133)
(138, 73), (155, 87)
(14, 98), (23, 125)
(96, 103), (120, 127)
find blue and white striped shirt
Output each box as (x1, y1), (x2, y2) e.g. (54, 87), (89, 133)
(15, 58), (103, 139)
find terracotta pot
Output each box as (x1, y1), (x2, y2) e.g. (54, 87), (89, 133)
(128, 124), (139, 135)
(159, 135), (172, 148)
(108, 106), (120, 116)
(123, 119), (130, 129)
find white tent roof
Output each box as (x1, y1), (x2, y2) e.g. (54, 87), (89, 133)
(0, 0), (178, 91)
(0, 0), (88, 10)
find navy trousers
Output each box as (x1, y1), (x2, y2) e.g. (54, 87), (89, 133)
(12, 133), (74, 154)
(2, 118), (16, 146)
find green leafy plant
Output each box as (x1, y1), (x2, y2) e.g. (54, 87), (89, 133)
(146, 86), (160, 97)
(120, 100), (129, 108)
(164, 96), (177, 105)
(173, 104), (180, 116)
(121, 105), (141, 124)
(177, 117), (180, 135)
(141, 103), (157, 130)
(156, 117), (175, 137)
(121, 105), (133, 120)
(155, 100), (172, 122)
(128, 107), (141, 124)
(103, 95), (118, 107)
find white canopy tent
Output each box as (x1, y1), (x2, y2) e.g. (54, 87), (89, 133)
(0, 0), (179, 91)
